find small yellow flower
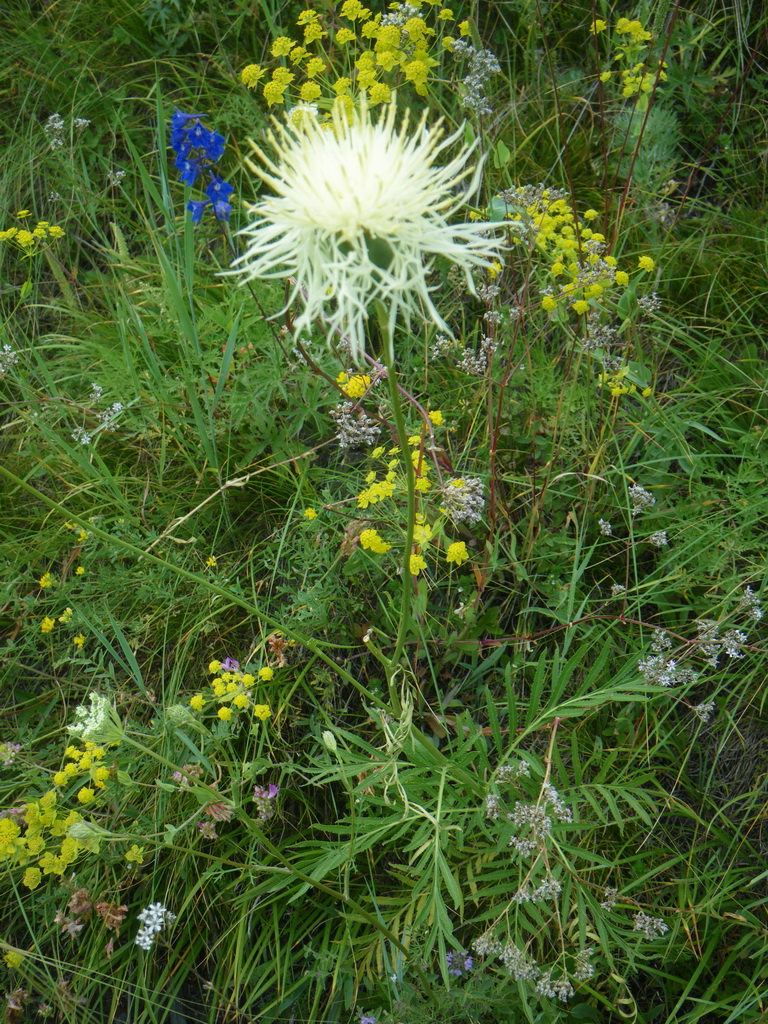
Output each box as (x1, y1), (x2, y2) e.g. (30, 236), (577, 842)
(16, 209), (30, 218)
(572, 300), (589, 315)
(125, 844), (145, 865)
(73, 633), (85, 648)
(428, 409), (444, 426)
(638, 255), (655, 272)
(53, 771), (68, 786)
(77, 786), (95, 805)
(305, 56), (326, 78)
(259, 666), (274, 681)
(341, 373), (371, 398)
(303, 507), (318, 520)
(209, 660), (222, 673)
(615, 270), (629, 286)
(583, 209), (599, 221)
(189, 694), (205, 711)
(359, 528), (392, 554)
(241, 64), (266, 88)
(409, 553), (427, 575)
(590, 19), (607, 34)
(22, 867), (42, 890)
(77, 529), (88, 542)
(40, 616), (56, 633)
(458, 20), (470, 36)
(336, 27), (356, 44)
(271, 36), (295, 56)
(3, 950), (24, 969)
(58, 607), (73, 624)
(599, 70), (612, 83)
(39, 572), (53, 588)
(253, 704), (272, 721)
(300, 81), (322, 103)
(541, 295), (557, 312)
(63, 761), (79, 778)
(642, 386), (653, 398)
(75, 565), (85, 575)
(233, 693), (249, 709)
(217, 706), (233, 722)
(446, 541), (469, 565)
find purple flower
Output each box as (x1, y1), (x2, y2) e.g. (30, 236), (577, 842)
(253, 783), (279, 821)
(360, 1016), (376, 1024)
(204, 131), (226, 161)
(169, 108), (234, 225)
(445, 950), (473, 977)
(174, 153), (201, 186)
(220, 657), (239, 671)
(211, 198), (232, 222)
(187, 199), (210, 224)
(206, 174), (234, 203)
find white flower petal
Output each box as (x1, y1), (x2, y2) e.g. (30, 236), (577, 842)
(231, 99), (505, 359)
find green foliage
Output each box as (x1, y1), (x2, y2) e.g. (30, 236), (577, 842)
(1, 2), (767, 1024)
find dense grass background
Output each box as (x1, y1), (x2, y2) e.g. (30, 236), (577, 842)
(1, 1), (766, 1022)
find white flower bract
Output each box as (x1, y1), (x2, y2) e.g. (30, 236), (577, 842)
(231, 99), (505, 359)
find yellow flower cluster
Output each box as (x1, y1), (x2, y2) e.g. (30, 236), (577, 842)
(240, 0), (455, 112)
(598, 365), (653, 399)
(0, 216), (65, 256)
(593, 17), (667, 101)
(188, 659), (273, 722)
(0, 790), (83, 889)
(52, 742), (111, 795)
(337, 371), (372, 399)
(352, 435), (471, 575)
(499, 188), (656, 318)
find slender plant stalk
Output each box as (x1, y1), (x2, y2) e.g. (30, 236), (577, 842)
(375, 301), (417, 708)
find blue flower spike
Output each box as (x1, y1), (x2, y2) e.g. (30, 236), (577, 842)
(170, 108), (234, 226)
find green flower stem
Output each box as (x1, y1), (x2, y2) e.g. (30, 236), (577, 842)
(374, 301), (416, 703)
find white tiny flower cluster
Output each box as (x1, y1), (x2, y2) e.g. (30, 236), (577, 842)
(108, 169), (127, 186)
(536, 970), (574, 1001)
(429, 333), (456, 361)
(473, 933), (594, 998)
(695, 619), (748, 667)
(572, 946), (596, 981)
(628, 484), (656, 515)
(329, 401), (381, 449)
(599, 518), (613, 536)
(71, 427), (92, 445)
(497, 940), (540, 982)
(692, 700), (715, 723)
(507, 783), (572, 857)
(600, 887), (618, 910)
(43, 113), (89, 150)
(513, 876), (562, 904)
(638, 630), (697, 687)
(0, 344), (19, 377)
(440, 476), (485, 526)
(738, 586), (763, 621)
(451, 39), (502, 118)
(632, 911), (668, 940)
(97, 402), (124, 432)
(68, 692), (122, 743)
(637, 293), (662, 313)
(648, 529), (668, 548)
(135, 903), (176, 951)
(457, 334), (497, 375)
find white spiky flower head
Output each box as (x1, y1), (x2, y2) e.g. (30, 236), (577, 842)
(231, 98), (505, 360)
